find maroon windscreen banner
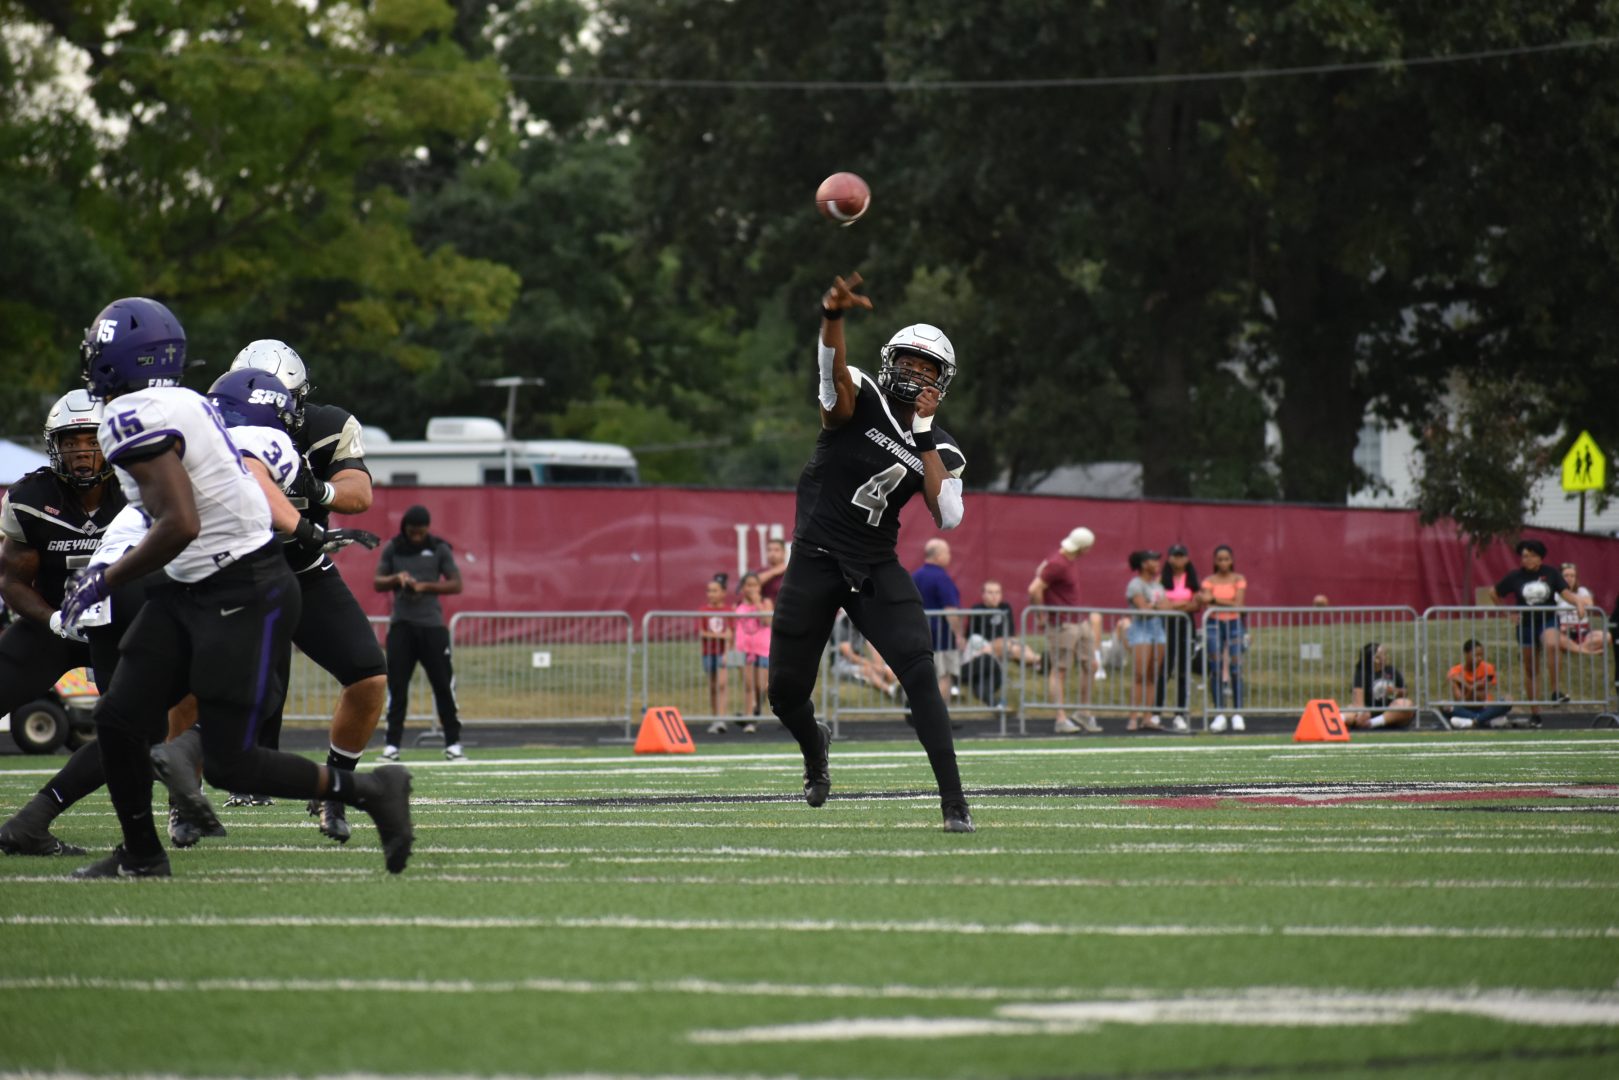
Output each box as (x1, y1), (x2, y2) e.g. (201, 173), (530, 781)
(326, 487), (1619, 623)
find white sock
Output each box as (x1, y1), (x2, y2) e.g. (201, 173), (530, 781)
(1369, 714), (1387, 729)
(446, 743), (463, 754)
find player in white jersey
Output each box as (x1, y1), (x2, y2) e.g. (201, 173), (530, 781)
(147, 369), (380, 834)
(61, 297), (413, 878)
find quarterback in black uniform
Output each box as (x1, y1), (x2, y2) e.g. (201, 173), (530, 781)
(227, 339), (389, 842)
(767, 273), (974, 833)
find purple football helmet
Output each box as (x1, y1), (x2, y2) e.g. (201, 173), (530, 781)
(79, 297), (187, 400)
(207, 368), (295, 431)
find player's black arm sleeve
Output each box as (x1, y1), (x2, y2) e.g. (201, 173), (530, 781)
(0, 539), (53, 626)
(103, 448), (200, 589)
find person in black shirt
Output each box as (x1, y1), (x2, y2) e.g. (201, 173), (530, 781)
(1493, 538), (1587, 725)
(1344, 642), (1415, 729)
(768, 272), (973, 833)
(0, 391), (126, 855)
(228, 340), (390, 841)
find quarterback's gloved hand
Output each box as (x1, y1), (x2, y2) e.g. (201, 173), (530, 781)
(49, 609), (88, 643)
(59, 566), (108, 629)
(320, 528), (380, 553)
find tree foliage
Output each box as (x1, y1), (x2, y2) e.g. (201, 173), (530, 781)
(3, 0), (1617, 502)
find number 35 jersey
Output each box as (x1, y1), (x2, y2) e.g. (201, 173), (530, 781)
(793, 366), (966, 563)
(97, 386), (275, 583)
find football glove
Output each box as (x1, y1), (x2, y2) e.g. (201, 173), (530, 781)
(320, 528), (380, 552)
(292, 517), (379, 552)
(49, 609), (88, 643)
(59, 565), (108, 629)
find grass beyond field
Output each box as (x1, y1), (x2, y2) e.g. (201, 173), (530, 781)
(2, 732), (1617, 1079)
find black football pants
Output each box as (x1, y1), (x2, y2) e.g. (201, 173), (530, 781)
(254, 561), (389, 750)
(95, 544), (322, 857)
(767, 548), (963, 803)
(383, 622), (460, 747)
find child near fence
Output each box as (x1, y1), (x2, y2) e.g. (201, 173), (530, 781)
(700, 574), (733, 732)
(732, 572), (773, 732)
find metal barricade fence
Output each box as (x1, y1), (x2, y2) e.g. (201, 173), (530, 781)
(1018, 606), (1195, 734)
(448, 611), (635, 732)
(1419, 606), (1615, 728)
(641, 609), (829, 733)
(828, 608), (1012, 735)
(1197, 606), (1421, 730)
(284, 616), (434, 722)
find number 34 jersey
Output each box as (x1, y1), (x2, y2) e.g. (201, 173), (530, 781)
(97, 386), (275, 584)
(793, 366), (966, 563)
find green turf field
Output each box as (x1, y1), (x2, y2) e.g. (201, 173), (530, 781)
(2, 731), (1617, 1078)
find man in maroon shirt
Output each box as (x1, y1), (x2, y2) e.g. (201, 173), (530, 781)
(1028, 527), (1101, 734)
(755, 537), (789, 605)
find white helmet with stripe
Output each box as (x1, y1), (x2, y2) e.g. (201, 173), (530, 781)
(878, 323), (957, 402)
(44, 389), (108, 489)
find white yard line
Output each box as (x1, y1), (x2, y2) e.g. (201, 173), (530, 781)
(3, 912), (1612, 940)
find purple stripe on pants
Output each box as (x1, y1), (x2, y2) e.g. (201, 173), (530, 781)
(241, 591), (285, 751)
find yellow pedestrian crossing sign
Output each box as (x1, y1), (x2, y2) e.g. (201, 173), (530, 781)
(1561, 431), (1606, 492)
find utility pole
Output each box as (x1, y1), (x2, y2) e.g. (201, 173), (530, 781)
(476, 376), (545, 484)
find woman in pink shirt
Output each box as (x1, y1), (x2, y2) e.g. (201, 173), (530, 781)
(733, 572), (773, 731)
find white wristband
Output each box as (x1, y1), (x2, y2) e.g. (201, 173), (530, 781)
(912, 413), (934, 434)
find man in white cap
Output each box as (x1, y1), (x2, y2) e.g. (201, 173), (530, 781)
(1029, 527), (1102, 733)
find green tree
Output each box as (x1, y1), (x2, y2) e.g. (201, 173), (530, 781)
(7, 0), (519, 417)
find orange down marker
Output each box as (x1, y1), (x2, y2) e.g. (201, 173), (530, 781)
(1294, 699), (1350, 743)
(634, 706), (695, 754)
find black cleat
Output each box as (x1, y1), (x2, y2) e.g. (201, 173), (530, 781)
(150, 742), (225, 840)
(225, 793), (275, 807)
(357, 766), (413, 873)
(803, 721), (831, 808)
(166, 805), (226, 849)
(71, 844), (171, 879)
(942, 802), (976, 834)
(306, 798), (351, 844)
(0, 818), (87, 857)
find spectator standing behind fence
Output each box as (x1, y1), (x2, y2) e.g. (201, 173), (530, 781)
(1031, 527), (1103, 735)
(1125, 550), (1174, 732)
(1447, 639), (1509, 730)
(1155, 543), (1200, 729)
(1344, 642), (1415, 729)
(700, 574), (734, 733)
(1493, 539), (1587, 726)
(913, 539), (964, 702)
(756, 537), (789, 605)
(1200, 544), (1247, 733)
(1204, 550), (1249, 735)
(732, 572), (772, 732)
(376, 505), (465, 762)
(1556, 563), (1608, 656)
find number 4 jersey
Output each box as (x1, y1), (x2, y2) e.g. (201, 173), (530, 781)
(97, 386), (275, 583)
(793, 366), (966, 563)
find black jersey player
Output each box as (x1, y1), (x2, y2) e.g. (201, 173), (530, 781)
(0, 391), (125, 855)
(224, 340), (389, 841)
(767, 272), (974, 833)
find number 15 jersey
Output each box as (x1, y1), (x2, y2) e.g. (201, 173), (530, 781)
(97, 386), (274, 583)
(793, 366), (966, 563)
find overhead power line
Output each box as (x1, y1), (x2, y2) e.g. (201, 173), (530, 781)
(100, 35), (1618, 93)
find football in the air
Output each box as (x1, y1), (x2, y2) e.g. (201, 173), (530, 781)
(816, 172), (870, 226)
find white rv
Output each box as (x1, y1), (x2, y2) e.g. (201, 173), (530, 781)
(361, 417), (639, 487)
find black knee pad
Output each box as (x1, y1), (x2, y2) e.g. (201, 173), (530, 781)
(770, 696), (815, 726)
